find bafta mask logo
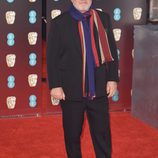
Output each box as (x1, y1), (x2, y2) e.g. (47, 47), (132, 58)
(6, 54), (16, 67)
(113, 28), (121, 41)
(28, 32), (38, 45)
(29, 0), (37, 2)
(133, 8), (142, 20)
(51, 96), (60, 106)
(51, 9), (61, 19)
(28, 74), (38, 87)
(131, 89), (133, 96)
(6, 11), (16, 24)
(7, 96), (16, 109)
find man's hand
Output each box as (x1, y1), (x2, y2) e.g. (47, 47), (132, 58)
(106, 81), (117, 98)
(50, 87), (65, 100)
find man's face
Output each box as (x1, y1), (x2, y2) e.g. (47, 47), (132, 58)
(71, 0), (92, 13)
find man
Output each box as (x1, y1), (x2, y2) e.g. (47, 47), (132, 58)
(47, 0), (119, 157)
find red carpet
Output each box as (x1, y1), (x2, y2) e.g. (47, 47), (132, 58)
(0, 112), (158, 158)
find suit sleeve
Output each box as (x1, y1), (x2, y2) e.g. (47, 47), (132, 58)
(46, 19), (63, 89)
(106, 14), (120, 82)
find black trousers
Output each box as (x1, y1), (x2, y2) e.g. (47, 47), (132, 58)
(60, 96), (112, 158)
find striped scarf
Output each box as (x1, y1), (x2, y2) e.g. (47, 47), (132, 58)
(69, 5), (114, 99)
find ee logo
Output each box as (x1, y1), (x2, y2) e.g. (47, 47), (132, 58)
(113, 8), (121, 21)
(29, 10), (37, 24)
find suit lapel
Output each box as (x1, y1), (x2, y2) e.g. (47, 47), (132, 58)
(69, 18), (82, 58)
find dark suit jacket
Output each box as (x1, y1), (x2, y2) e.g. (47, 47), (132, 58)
(46, 10), (119, 100)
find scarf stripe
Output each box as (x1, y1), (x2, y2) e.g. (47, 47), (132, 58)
(92, 11), (105, 63)
(94, 11), (114, 61)
(89, 12), (100, 67)
(78, 22), (87, 97)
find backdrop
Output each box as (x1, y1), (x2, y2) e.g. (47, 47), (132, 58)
(0, 0), (42, 117)
(0, 0), (147, 117)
